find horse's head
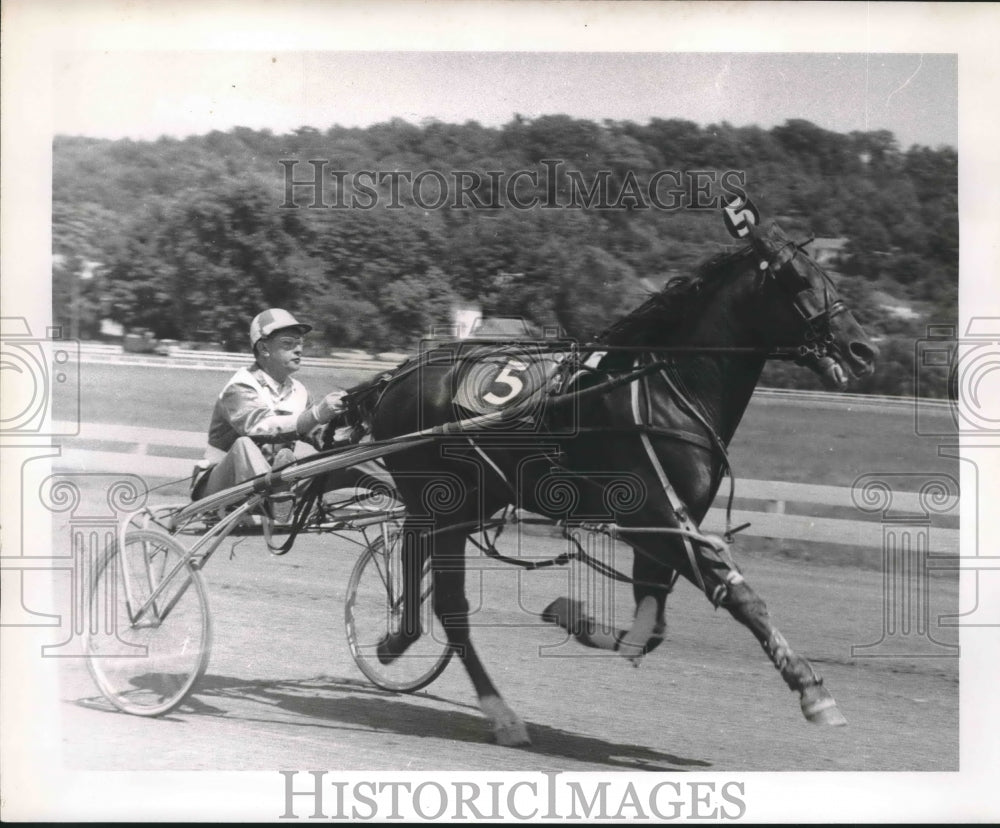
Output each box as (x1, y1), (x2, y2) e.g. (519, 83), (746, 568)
(747, 221), (877, 390)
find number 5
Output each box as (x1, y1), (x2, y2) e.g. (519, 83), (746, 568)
(723, 195), (760, 239)
(483, 359), (528, 405)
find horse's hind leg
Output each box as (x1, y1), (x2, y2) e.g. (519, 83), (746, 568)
(433, 532), (530, 747)
(708, 566), (847, 726)
(376, 520), (429, 664)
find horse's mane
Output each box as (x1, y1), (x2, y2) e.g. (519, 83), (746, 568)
(596, 244), (756, 347)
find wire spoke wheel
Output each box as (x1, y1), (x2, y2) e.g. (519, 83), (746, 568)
(84, 529), (211, 716)
(344, 528), (452, 692)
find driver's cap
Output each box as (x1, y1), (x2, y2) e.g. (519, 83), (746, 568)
(249, 308), (313, 348)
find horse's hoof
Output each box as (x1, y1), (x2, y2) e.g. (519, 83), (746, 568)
(644, 630), (666, 655)
(800, 683), (848, 726)
(616, 636), (648, 666)
(617, 627), (664, 666)
(480, 695), (531, 747)
(616, 597), (664, 665)
(376, 632), (418, 665)
(494, 720), (531, 747)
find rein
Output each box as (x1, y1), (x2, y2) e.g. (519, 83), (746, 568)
(410, 509), (705, 591)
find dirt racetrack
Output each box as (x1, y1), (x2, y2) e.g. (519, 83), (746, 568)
(50, 483), (959, 774)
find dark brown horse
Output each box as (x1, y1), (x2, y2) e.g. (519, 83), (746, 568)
(359, 217), (877, 745)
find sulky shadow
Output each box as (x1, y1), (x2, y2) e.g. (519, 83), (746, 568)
(75, 673), (710, 771)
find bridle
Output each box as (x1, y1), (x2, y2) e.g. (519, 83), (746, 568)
(750, 232), (850, 365)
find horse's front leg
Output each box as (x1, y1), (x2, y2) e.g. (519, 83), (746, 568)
(433, 532), (530, 747)
(713, 571), (847, 726)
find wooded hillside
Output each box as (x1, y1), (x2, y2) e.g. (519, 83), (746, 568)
(53, 116), (957, 397)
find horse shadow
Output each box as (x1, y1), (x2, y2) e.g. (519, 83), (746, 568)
(75, 673), (711, 771)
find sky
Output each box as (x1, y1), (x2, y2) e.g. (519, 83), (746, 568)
(52, 50), (957, 149)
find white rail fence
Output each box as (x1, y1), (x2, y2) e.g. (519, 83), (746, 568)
(53, 421), (959, 556)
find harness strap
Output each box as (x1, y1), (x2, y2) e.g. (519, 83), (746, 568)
(466, 438), (518, 499)
(629, 359), (707, 593)
(654, 366), (739, 536)
(262, 473), (327, 555)
(435, 513), (683, 589)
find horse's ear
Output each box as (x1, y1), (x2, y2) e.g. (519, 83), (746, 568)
(750, 220), (801, 277)
(760, 220), (790, 244)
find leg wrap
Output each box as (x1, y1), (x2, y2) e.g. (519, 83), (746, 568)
(718, 578), (763, 614)
(764, 629), (793, 673)
(763, 630), (821, 691)
(700, 556), (746, 608)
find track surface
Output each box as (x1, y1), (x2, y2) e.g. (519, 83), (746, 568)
(52, 493), (959, 773)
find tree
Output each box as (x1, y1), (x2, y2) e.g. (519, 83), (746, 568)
(52, 202), (125, 338)
(100, 176), (326, 346)
(52, 253), (104, 339)
(552, 245), (636, 338)
(311, 290), (388, 350)
(378, 267), (459, 348)
(53, 116), (956, 395)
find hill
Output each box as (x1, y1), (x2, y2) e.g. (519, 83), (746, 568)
(52, 117), (957, 397)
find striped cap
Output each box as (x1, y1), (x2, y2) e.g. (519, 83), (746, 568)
(249, 309), (313, 347)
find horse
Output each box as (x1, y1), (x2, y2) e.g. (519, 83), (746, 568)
(354, 216), (878, 746)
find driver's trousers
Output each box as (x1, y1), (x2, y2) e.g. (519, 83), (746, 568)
(191, 436), (394, 503)
(191, 436), (286, 501)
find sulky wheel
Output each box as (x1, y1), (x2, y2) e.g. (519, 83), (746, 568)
(344, 527), (452, 693)
(84, 529), (212, 716)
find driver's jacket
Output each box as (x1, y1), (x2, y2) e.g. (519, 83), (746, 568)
(202, 364), (319, 466)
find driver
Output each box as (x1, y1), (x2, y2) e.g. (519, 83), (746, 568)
(191, 308), (346, 504)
